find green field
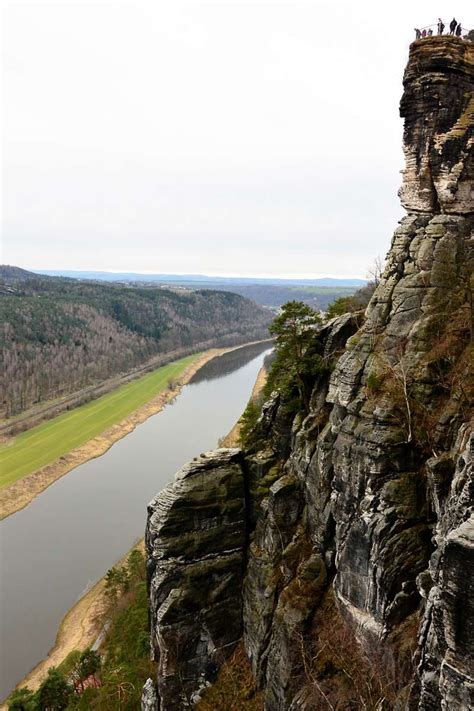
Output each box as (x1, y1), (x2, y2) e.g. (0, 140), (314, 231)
(0, 354), (199, 489)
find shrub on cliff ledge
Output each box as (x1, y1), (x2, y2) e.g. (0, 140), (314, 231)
(238, 401), (262, 449)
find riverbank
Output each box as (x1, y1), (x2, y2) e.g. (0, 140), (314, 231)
(220, 363), (268, 447)
(0, 355), (194, 499)
(1, 338), (272, 437)
(0, 342), (270, 520)
(1, 542), (145, 708)
(2, 354), (270, 707)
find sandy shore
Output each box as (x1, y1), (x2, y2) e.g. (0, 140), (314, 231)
(0, 342), (270, 521)
(11, 579), (107, 697)
(1, 541), (145, 706)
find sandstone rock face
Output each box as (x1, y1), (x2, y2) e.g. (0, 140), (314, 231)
(145, 449), (247, 710)
(144, 37), (473, 710)
(246, 37), (472, 709)
(413, 430), (473, 710)
(141, 677), (160, 710)
(399, 37), (473, 214)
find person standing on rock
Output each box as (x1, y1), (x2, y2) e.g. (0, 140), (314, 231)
(414, 28), (421, 39)
(449, 17), (457, 34)
(422, 29), (427, 37)
(428, 28), (433, 36)
(438, 18), (445, 34)
(455, 23), (462, 37)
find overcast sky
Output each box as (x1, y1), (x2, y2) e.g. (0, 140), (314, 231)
(2, 0), (471, 277)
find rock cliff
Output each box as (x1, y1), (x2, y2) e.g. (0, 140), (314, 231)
(143, 36), (473, 710)
(145, 449), (247, 708)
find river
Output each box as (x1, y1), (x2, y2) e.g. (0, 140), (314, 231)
(0, 342), (272, 700)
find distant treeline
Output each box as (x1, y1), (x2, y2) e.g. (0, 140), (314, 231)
(1, 269), (272, 417)
(26, 267), (363, 309)
(182, 283), (358, 309)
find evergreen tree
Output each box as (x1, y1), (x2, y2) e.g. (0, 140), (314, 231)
(36, 668), (71, 710)
(267, 301), (322, 409)
(7, 688), (37, 711)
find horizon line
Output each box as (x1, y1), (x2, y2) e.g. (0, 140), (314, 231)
(25, 266), (367, 281)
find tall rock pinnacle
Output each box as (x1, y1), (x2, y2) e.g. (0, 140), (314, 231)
(399, 36), (473, 214)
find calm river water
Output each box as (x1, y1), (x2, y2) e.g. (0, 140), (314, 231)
(0, 343), (272, 700)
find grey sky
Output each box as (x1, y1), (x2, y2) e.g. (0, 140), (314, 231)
(2, 0), (470, 277)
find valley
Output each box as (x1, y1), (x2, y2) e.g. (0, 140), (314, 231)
(0, 342), (272, 702)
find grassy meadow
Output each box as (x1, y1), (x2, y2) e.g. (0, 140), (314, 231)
(0, 354), (199, 489)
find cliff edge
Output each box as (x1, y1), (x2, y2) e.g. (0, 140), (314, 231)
(143, 36), (473, 711)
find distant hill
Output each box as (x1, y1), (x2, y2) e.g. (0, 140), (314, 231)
(0, 265), (42, 281)
(28, 269), (364, 309)
(35, 269), (366, 287)
(0, 268), (272, 417)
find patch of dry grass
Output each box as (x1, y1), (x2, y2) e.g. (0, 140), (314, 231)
(197, 643), (264, 711)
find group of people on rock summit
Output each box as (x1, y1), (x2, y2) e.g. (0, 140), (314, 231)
(414, 17), (463, 39)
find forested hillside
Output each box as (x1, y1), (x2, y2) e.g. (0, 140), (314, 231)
(37, 270), (362, 310)
(1, 268), (271, 416)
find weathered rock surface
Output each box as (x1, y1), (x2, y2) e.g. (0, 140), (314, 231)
(144, 37), (473, 710)
(141, 677), (160, 710)
(412, 429), (473, 710)
(399, 36), (473, 215)
(145, 449), (247, 709)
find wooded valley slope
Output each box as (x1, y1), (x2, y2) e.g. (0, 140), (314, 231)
(1, 267), (272, 416)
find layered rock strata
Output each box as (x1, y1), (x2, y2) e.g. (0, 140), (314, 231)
(143, 36), (473, 710)
(399, 36), (473, 214)
(412, 430), (474, 710)
(144, 449), (247, 709)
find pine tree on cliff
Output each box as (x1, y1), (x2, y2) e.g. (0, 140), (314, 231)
(268, 301), (322, 409)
